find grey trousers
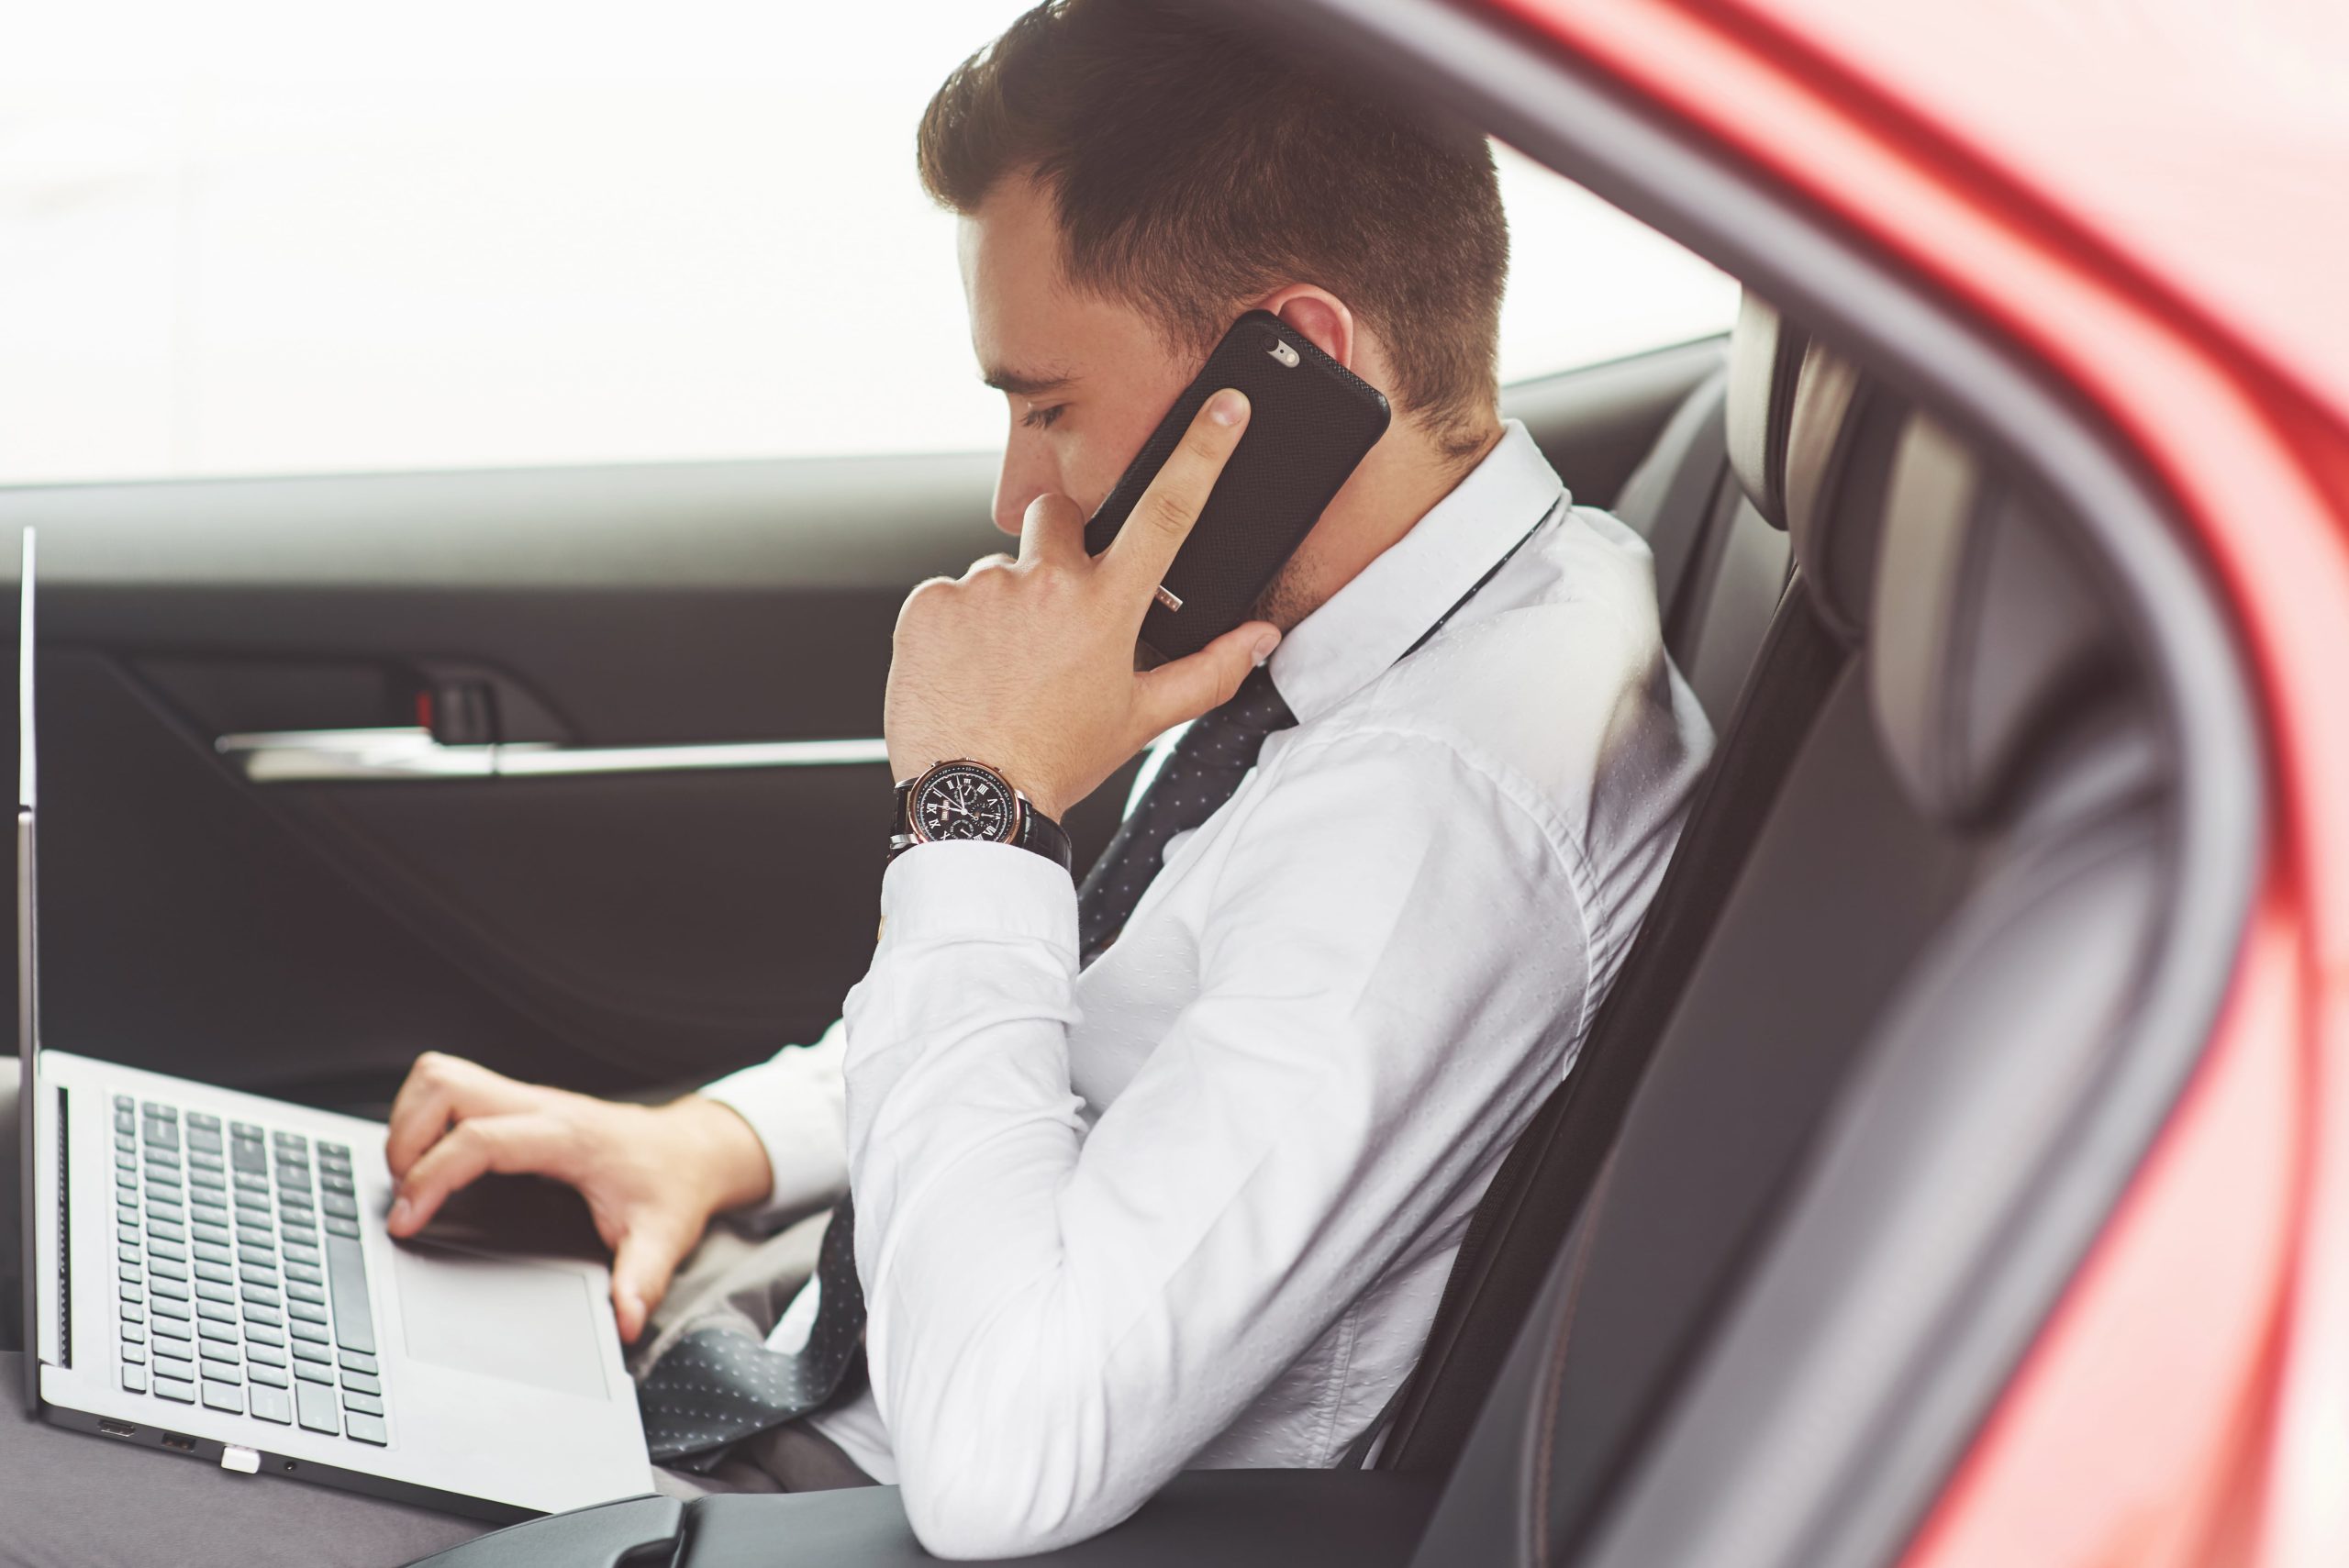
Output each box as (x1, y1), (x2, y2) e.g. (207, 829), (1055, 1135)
(0, 1062), (869, 1568)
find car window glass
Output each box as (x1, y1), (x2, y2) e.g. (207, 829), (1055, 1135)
(0, 0), (1736, 485)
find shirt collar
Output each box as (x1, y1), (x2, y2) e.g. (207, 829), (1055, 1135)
(1267, 419), (1565, 725)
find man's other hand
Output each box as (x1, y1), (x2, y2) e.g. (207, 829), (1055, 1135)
(384, 1052), (774, 1342)
(885, 389), (1281, 820)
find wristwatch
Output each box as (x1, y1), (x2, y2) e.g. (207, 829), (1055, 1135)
(889, 758), (1074, 875)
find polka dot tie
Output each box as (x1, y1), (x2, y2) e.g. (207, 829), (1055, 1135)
(638, 668), (1294, 1471)
(1077, 664), (1298, 964)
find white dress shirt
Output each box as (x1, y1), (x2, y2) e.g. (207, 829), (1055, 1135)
(704, 420), (1712, 1557)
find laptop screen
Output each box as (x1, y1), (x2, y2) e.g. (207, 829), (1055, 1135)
(17, 527), (37, 1412)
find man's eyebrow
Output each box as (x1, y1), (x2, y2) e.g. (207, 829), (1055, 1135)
(982, 365), (1077, 398)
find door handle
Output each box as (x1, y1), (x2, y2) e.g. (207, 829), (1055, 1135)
(215, 727), (892, 784)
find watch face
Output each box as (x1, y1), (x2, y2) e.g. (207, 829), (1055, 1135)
(910, 762), (1019, 844)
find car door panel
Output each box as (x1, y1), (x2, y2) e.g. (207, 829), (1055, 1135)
(0, 340), (1719, 1107)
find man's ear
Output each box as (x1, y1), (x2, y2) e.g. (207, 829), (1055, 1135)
(1256, 286), (1355, 371)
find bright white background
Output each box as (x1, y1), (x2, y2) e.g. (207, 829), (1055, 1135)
(0, 0), (1739, 486)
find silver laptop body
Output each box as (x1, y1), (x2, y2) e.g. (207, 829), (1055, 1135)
(17, 529), (652, 1520)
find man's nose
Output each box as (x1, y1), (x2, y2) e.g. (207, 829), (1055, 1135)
(992, 441), (1055, 537)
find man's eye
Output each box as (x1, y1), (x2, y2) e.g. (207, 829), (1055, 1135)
(1021, 404), (1066, 431)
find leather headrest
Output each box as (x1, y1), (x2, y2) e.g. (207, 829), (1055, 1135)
(1782, 342), (1908, 640)
(1869, 418), (2122, 826)
(1724, 292), (1808, 530)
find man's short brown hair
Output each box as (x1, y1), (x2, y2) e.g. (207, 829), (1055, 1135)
(918, 0), (1509, 453)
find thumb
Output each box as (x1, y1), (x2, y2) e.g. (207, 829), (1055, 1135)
(610, 1219), (696, 1344)
(1135, 620), (1279, 736)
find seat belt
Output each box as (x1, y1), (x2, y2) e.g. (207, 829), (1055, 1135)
(1371, 574), (1846, 1473)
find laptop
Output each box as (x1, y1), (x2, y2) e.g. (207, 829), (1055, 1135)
(16, 529), (652, 1521)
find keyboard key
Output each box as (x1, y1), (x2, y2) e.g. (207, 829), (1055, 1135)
(236, 1225), (273, 1248)
(201, 1381), (242, 1415)
(248, 1342), (286, 1367)
(287, 1224), (326, 1248)
(242, 1306), (281, 1329)
(188, 1151), (224, 1173)
(119, 1340), (147, 1364)
(339, 1351), (377, 1374)
(295, 1379), (339, 1434)
(245, 1324), (285, 1348)
(145, 1166), (183, 1189)
(150, 1277), (188, 1301)
(151, 1306), (193, 1332)
(319, 1193), (359, 1220)
(289, 1318), (328, 1345)
(291, 1339), (331, 1364)
(150, 1242), (186, 1266)
(286, 1282), (325, 1306)
(152, 1337), (195, 1364)
(196, 1319), (238, 1345)
(317, 1141), (348, 1159)
(318, 1173), (354, 1196)
(155, 1374), (196, 1405)
(195, 1280), (233, 1304)
(117, 1224), (139, 1248)
(142, 1102), (176, 1121)
(234, 1189), (270, 1214)
(198, 1357), (241, 1385)
(195, 1262), (232, 1285)
(187, 1111), (220, 1132)
(115, 1152), (137, 1173)
(121, 1364), (149, 1395)
(231, 1143), (267, 1175)
(239, 1284), (280, 1307)
(340, 1371), (380, 1396)
(324, 1236), (376, 1355)
(194, 1241), (232, 1266)
(115, 1132), (136, 1155)
(250, 1363), (290, 1390)
(149, 1258), (187, 1282)
(239, 1264), (280, 1287)
(146, 1218), (185, 1243)
(342, 1411), (388, 1446)
(288, 1299), (327, 1326)
(196, 1300), (236, 1325)
(249, 1384), (293, 1425)
(284, 1262), (322, 1286)
(117, 1200), (139, 1226)
(192, 1223), (231, 1248)
(293, 1360), (334, 1385)
(340, 1390), (384, 1417)
(283, 1242), (320, 1267)
(233, 1172), (269, 1194)
(120, 1305), (146, 1327)
(324, 1218), (360, 1240)
(117, 1263), (140, 1285)
(148, 1202), (186, 1227)
(230, 1120), (262, 1139)
(187, 1168), (225, 1190)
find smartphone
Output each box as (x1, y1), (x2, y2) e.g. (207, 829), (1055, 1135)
(1084, 310), (1391, 662)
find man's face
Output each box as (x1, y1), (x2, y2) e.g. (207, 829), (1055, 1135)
(962, 175), (1202, 536)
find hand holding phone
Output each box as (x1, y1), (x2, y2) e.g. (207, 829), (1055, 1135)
(1085, 312), (1391, 662)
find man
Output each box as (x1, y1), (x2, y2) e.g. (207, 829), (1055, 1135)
(0, 1), (1707, 1560)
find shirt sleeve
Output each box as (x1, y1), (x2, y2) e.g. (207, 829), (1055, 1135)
(698, 1018), (852, 1225)
(840, 728), (1590, 1558)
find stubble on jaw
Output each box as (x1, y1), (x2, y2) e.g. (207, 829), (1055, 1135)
(1249, 539), (1326, 634)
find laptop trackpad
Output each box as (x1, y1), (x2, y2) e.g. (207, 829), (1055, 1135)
(389, 1240), (611, 1402)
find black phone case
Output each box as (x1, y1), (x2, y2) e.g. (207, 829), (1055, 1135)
(1084, 311), (1391, 662)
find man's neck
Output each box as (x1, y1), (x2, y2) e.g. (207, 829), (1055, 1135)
(1254, 415), (1508, 632)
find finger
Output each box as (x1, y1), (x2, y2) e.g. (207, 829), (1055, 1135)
(384, 1052), (541, 1177)
(610, 1218), (700, 1343)
(387, 1112), (575, 1236)
(1102, 389), (1250, 597)
(1017, 493), (1086, 568)
(1134, 619), (1280, 737)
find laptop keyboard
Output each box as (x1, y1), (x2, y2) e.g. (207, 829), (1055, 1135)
(110, 1096), (389, 1446)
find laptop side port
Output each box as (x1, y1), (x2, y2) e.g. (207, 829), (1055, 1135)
(160, 1433), (198, 1453)
(96, 1419), (138, 1439)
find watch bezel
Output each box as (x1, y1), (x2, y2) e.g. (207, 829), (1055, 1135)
(902, 758), (1026, 847)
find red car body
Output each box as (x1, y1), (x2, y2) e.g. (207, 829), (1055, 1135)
(1487, 3), (2349, 1564)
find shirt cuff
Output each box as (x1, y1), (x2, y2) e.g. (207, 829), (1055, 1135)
(880, 840), (1079, 956)
(700, 1020), (852, 1227)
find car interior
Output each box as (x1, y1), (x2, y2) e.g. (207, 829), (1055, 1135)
(0, 6), (2259, 1566)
